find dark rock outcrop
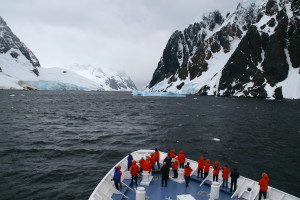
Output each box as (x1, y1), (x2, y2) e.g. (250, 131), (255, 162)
(148, 11), (224, 88)
(147, 0), (300, 99)
(0, 16), (40, 71)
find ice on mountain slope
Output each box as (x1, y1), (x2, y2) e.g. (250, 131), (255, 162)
(146, 0), (300, 99)
(0, 52), (136, 90)
(0, 16), (137, 91)
(62, 64), (137, 91)
(0, 51), (101, 90)
(149, 39), (241, 95)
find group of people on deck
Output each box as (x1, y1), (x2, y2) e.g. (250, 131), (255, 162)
(196, 156), (239, 192)
(113, 149), (269, 200)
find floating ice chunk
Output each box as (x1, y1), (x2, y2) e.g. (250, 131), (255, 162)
(9, 94), (15, 97)
(212, 138), (221, 142)
(132, 91), (186, 97)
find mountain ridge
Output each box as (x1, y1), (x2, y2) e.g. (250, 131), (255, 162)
(146, 0), (300, 99)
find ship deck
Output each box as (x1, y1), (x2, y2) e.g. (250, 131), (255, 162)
(112, 169), (235, 200)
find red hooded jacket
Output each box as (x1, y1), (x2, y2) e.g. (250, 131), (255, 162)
(150, 154), (156, 167)
(118, 166), (122, 178)
(213, 161), (221, 175)
(169, 150), (176, 158)
(184, 166), (193, 177)
(130, 161), (139, 175)
(204, 160), (211, 173)
(178, 151), (186, 164)
(198, 157), (204, 170)
(139, 158), (145, 170)
(222, 167), (230, 179)
(143, 159), (151, 171)
(154, 151), (160, 161)
(172, 160), (179, 170)
(259, 173), (269, 192)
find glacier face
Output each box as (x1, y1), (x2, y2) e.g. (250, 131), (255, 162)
(0, 16), (137, 91)
(146, 0), (300, 99)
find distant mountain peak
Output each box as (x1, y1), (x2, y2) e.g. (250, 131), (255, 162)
(62, 64), (137, 91)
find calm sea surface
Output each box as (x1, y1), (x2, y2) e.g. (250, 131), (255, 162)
(0, 90), (299, 199)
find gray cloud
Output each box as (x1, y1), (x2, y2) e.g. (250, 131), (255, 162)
(1, 0), (241, 89)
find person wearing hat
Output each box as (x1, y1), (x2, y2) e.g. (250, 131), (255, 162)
(127, 154), (133, 171)
(197, 157), (204, 178)
(222, 165), (230, 188)
(178, 150), (186, 169)
(129, 161), (139, 187)
(203, 159), (211, 179)
(112, 167), (120, 190)
(184, 162), (193, 187)
(213, 161), (222, 182)
(258, 173), (269, 200)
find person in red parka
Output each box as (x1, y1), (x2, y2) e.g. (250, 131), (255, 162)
(172, 158), (179, 178)
(143, 157), (151, 173)
(139, 157), (145, 173)
(197, 157), (204, 178)
(184, 162), (193, 187)
(203, 159), (211, 179)
(150, 153), (156, 170)
(169, 149), (176, 159)
(129, 161), (139, 187)
(154, 148), (160, 169)
(222, 165), (230, 188)
(213, 161), (222, 182)
(258, 173), (269, 200)
(178, 150), (186, 169)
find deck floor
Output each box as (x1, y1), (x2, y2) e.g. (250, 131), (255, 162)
(113, 170), (236, 200)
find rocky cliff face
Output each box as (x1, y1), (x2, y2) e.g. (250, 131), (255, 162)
(147, 0), (300, 99)
(0, 16), (40, 75)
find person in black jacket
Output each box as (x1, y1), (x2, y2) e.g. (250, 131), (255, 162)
(230, 168), (240, 192)
(160, 162), (170, 187)
(163, 154), (172, 168)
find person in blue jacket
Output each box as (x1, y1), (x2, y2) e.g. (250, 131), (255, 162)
(112, 167), (120, 190)
(127, 154), (133, 171)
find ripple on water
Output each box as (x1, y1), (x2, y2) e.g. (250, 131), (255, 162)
(0, 91), (299, 199)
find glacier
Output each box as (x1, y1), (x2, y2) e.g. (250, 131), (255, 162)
(0, 16), (137, 91)
(132, 91), (186, 97)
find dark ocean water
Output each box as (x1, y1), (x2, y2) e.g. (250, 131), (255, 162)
(0, 90), (299, 200)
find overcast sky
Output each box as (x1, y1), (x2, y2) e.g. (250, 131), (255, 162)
(0, 0), (241, 89)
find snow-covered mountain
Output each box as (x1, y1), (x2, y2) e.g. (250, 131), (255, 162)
(146, 0), (300, 99)
(61, 64), (137, 91)
(0, 16), (137, 91)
